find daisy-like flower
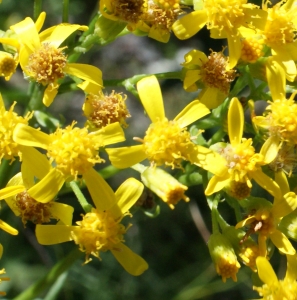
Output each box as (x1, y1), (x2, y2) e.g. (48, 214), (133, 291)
(100, 0), (183, 42)
(36, 176), (148, 276)
(253, 92), (297, 147)
(0, 93), (33, 163)
(13, 121), (125, 203)
(0, 147), (74, 225)
(1, 12), (103, 106)
(106, 75), (226, 176)
(205, 97), (281, 199)
(181, 49), (237, 109)
(236, 171), (297, 256)
(254, 255), (297, 299)
(172, 0), (267, 69)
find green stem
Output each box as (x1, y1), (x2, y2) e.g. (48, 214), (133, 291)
(69, 181), (93, 213)
(26, 84), (46, 112)
(62, 0), (69, 23)
(13, 248), (83, 300)
(33, 0), (42, 21)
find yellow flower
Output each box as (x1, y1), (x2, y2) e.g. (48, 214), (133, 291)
(0, 51), (18, 80)
(106, 75), (226, 175)
(3, 12), (103, 106)
(0, 147), (74, 225)
(13, 121), (125, 203)
(172, 0), (267, 69)
(205, 97), (281, 199)
(208, 232), (241, 282)
(253, 93), (297, 146)
(0, 93), (33, 163)
(36, 177), (149, 276)
(236, 171), (297, 256)
(254, 255), (297, 299)
(181, 49), (237, 108)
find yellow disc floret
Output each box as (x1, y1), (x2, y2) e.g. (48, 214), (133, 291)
(153, 0), (179, 10)
(111, 0), (146, 23)
(15, 191), (53, 225)
(71, 208), (130, 263)
(0, 102), (33, 162)
(47, 122), (104, 179)
(0, 52), (17, 80)
(26, 43), (67, 85)
(142, 118), (197, 168)
(241, 37), (265, 63)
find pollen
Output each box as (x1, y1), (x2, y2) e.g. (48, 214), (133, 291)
(153, 0), (180, 10)
(200, 51), (237, 94)
(15, 191), (53, 225)
(219, 140), (263, 185)
(47, 122), (104, 179)
(0, 102), (33, 163)
(83, 90), (130, 130)
(203, 0), (255, 34)
(227, 180), (251, 200)
(26, 43), (67, 85)
(142, 118), (197, 169)
(71, 208), (129, 263)
(263, 1), (297, 47)
(111, 0), (146, 23)
(0, 53), (17, 80)
(215, 253), (241, 283)
(241, 37), (265, 63)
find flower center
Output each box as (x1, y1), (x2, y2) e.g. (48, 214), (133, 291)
(263, 2), (297, 47)
(215, 253), (240, 283)
(0, 54), (17, 79)
(227, 180), (251, 199)
(203, 0), (253, 34)
(142, 118), (197, 168)
(241, 37), (265, 63)
(200, 51), (237, 94)
(47, 123), (104, 179)
(26, 43), (67, 85)
(71, 208), (129, 263)
(218, 140), (263, 185)
(250, 209), (275, 236)
(83, 90), (130, 130)
(0, 102), (33, 162)
(15, 191), (53, 225)
(111, 0), (146, 23)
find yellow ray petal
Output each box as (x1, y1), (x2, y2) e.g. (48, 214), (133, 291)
(111, 242), (148, 276)
(272, 192), (297, 218)
(95, 122), (125, 146)
(43, 83), (59, 107)
(50, 202), (74, 226)
(286, 254), (297, 282)
(256, 256), (278, 285)
(13, 123), (51, 149)
(270, 230), (295, 255)
(0, 185), (24, 199)
(174, 100), (210, 128)
(275, 170), (290, 195)
(228, 97), (243, 146)
(204, 174), (230, 196)
(106, 145), (147, 169)
(172, 11), (207, 40)
(235, 216), (256, 229)
(260, 136), (279, 164)
(64, 63), (103, 86)
(36, 224), (74, 245)
(0, 38), (20, 50)
(137, 75), (165, 123)
(199, 87), (223, 109)
(226, 34), (241, 70)
(47, 24), (88, 48)
(27, 169), (65, 203)
(183, 70), (201, 90)
(35, 12), (46, 33)
(111, 178), (144, 219)
(0, 220), (18, 235)
(83, 167), (117, 211)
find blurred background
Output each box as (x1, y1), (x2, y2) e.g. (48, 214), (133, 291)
(0, 0), (276, 299)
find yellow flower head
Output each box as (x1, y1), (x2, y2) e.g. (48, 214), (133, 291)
(254, 93), (297, 146)
(240, 36), (265, 63)
(0, 94), (33, 163)
(5, 12), (103, 106)
(208, 232), (241, 283)
(205, 97), (281, 199)
(83, 89), (131, 130)
(13, 121), (125, 203)
(182, 49), (236, 108)
(254, 255), (297, 299)
(36, 177), (148, 276)
(107, 75), (227, 176)
(0, 51), (18, 80)
(173, 0), (266, 68)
